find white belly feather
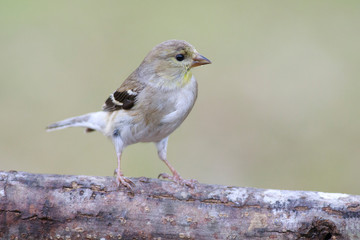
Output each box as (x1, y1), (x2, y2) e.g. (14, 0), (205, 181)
(106, 76), (197, 145)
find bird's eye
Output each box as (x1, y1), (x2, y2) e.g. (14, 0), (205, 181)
(175, 54), (185, 61)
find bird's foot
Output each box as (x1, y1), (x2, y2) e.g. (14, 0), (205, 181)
(158, 173), (198, 188)
(115, 170), (135, 190)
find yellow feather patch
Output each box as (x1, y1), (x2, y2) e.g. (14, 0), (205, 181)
(180, 70), (193, 87)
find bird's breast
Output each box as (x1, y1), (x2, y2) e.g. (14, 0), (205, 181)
(131, 76), (198, 143)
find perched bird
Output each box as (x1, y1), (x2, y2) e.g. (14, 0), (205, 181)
(47, 40), (211, 189)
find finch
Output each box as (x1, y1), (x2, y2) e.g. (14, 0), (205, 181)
(47, 40), (211, 189)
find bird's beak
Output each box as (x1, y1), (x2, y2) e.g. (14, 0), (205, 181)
(191, 54), (211, 68)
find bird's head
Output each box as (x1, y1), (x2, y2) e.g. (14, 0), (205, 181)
(139, 40), (211, 88)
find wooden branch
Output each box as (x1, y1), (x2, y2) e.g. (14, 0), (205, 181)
(0, 171), (359, 239)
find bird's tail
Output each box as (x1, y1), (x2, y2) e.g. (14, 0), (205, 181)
(46, 111), (108, 133)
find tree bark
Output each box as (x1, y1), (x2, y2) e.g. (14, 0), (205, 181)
(0, 171), (359, 240)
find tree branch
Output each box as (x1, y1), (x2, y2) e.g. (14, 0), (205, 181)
(0, 171), (359, 239)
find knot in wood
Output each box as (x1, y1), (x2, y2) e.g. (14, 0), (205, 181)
(298, 217), (341, 240)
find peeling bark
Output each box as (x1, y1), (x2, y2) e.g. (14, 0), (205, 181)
(0, 171), (359, 239)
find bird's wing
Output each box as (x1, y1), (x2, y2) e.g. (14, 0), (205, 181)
(102, 78), (144, 112)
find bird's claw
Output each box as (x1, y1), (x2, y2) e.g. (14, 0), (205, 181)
(158, 173), (198, 188)
(115, 170), (135, 190)
(116, 175), (135, 189)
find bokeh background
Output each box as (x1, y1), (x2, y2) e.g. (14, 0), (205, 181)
(1, 1), (359, 195)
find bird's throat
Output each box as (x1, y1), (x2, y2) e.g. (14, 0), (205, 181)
(180, 70), (193, 87)
(154, 69), (193, 89)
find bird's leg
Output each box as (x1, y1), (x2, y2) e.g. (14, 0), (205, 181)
(156, 137), (197, 188)
(113, 135), (134, 189)
(115, 152), (135, 189)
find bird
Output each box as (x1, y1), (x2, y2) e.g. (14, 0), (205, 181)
(46, 40), (211, 189)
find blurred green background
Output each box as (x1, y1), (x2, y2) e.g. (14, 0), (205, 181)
(1, 1), (359, 195)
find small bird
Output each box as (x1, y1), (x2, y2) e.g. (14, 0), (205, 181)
(47, 40), (211, 189)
